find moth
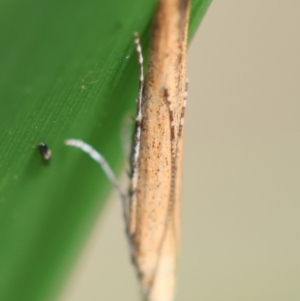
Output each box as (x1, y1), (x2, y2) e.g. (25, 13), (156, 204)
(66, 0), (190, 300)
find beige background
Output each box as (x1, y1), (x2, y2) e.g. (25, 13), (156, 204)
(60, 0), (300, 300)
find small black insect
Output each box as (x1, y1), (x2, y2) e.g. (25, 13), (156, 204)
(38, 142), (52, 161)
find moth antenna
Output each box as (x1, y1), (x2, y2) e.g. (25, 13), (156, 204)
(131, 32), (144, 181)
(65, 139), (128, 220)
(178, 78), (188, 139)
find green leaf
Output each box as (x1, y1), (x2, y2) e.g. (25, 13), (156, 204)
(0, 0), (212, 300)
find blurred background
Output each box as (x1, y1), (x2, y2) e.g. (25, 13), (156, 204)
(60, 0), (300, 300)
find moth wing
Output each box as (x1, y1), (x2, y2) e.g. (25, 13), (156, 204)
(129, 0), (190, 300)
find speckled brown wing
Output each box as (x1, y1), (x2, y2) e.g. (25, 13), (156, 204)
(128, 0), (190, 300)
